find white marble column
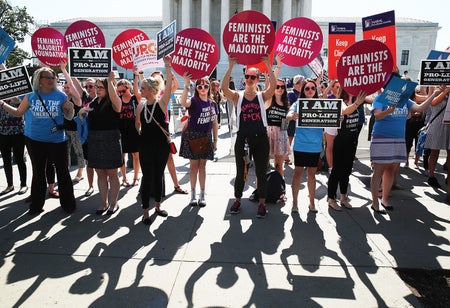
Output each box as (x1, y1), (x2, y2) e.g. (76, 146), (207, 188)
(243, 0), (251, 10)
(282, 0), (292, 23)
(263, 0), (271, 19)
(201, 0), (210, 32)
(302, 0), (312, 17)
(162, 0), (171, 27)
(220, 0), (230, 62)
(182, 0), (191, 29)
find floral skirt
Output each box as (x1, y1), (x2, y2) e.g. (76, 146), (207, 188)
(179, 130), (214, 160)
(267, 126), (290, 156)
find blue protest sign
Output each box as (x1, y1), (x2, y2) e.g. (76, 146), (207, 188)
(0, 27), (15, 63)
(375, 76), (417, 108)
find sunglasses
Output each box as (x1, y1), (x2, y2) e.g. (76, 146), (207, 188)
(276, 85), (285, 89)
(244, 74), (257, 80)
(118, 89), (127, 95)
(304, 86), (316, 91)
(85, 85), (94, 89)
(41, 76), (55, 80)
(196, 84), (209, 90)
(95, 85), (105, 90)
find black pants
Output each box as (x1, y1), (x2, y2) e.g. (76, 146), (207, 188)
(234, 132), (269, 199)
(139, 144), (169, 208)
(0, 133), (27, 187)
(25, 137), (76, 213)
(405, 117), (425, 154)
(327, 133), (358, 199)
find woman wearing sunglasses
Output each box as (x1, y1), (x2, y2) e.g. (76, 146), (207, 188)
(0, 64), (76, 215)
(179, 73), (219, 207)
(286, 78), (323, 213)
(266, 78), (290, 178)
(222, 56), (276, 218)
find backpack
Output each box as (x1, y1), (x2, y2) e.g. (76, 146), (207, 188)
(249, 170), (286, 204)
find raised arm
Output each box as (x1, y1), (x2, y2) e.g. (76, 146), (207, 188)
(159, 55), (173, 112)
(221, 57), (239, 106)
(60, 61), (81, 107)
(410, 85), (447, 113)
(133, 67), (142, 103)
(107, 72), (122, 113)
(180, 72), (192, 108)
(261, 56), (276, 102)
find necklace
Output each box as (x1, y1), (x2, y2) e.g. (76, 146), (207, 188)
(144, 102), (157, 124)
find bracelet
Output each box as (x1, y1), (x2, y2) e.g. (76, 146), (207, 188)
(213, 138), (218, 142)
(165, 65), (171, 68)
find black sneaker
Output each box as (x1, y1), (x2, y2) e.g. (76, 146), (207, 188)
(229, 200), (241, 214)
(428, 176), (441, 188)
(256, 204), (267, 218)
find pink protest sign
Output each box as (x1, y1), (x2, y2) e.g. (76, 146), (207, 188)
(337, 39), (393, 96)
(31, 27), (67, 67)
(64, 20), (105, 48)
(274, 17), (323, 67)
(112, 29), (149, 69)
(172, 28), (218, 80)
(223, 10), (275, 65)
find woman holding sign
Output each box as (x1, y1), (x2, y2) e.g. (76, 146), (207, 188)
(286, 78), (323, 213)
(327, 89), (367, 211)
(370, 75), (445, 214)
(0, 67), (76, 215)
(222, 56), (276, 218)
(135, 55), (173, 225)
(179, 73), (219, 207)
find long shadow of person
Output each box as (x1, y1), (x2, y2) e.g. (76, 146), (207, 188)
(279, 212), (354, 305)
(135, 205), (204, 286)
(6, 208), (101, 307)
(184, 204), (288, 308)
(332, 208), (390, 307)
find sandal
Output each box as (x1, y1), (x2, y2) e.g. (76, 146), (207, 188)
(121, 181), (131, 187)
(155, 208), (168, 217)
(173, 186), (188, 194)
(132, 178), (140, 186)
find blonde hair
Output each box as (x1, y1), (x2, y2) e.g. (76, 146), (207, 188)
(142, 75), (163, 93)
(32, 67), (57, 91)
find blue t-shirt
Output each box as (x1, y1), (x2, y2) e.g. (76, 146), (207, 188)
(290, 101), (323, 153)
(24, 91), (68, 143)
(372, 96), (414, 139)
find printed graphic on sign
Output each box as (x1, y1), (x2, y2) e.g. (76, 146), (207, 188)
(374, 76), (417, 108)
(0, 27), (15, 64)
(327, 22), (355, 80)
(0, 66), (33, 100)
(68, 48), (112, 78)
(274, 17), (323, 67)
(112, 29), (149, 69)
(419, 60), (450, 86)
(222, 10), (275, 65)
(172, 28), (218, 80)
(157, 20), (176, 60)
(31, 27), (67, 67)
(64, 20), (105, 48)
(362, 10), (397, 68)
(296, 99), (342, 128)
(337, 39), (393, 96)
(133, 40), (163, 71)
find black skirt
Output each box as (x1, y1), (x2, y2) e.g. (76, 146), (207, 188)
(88, 129), (123, 169)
